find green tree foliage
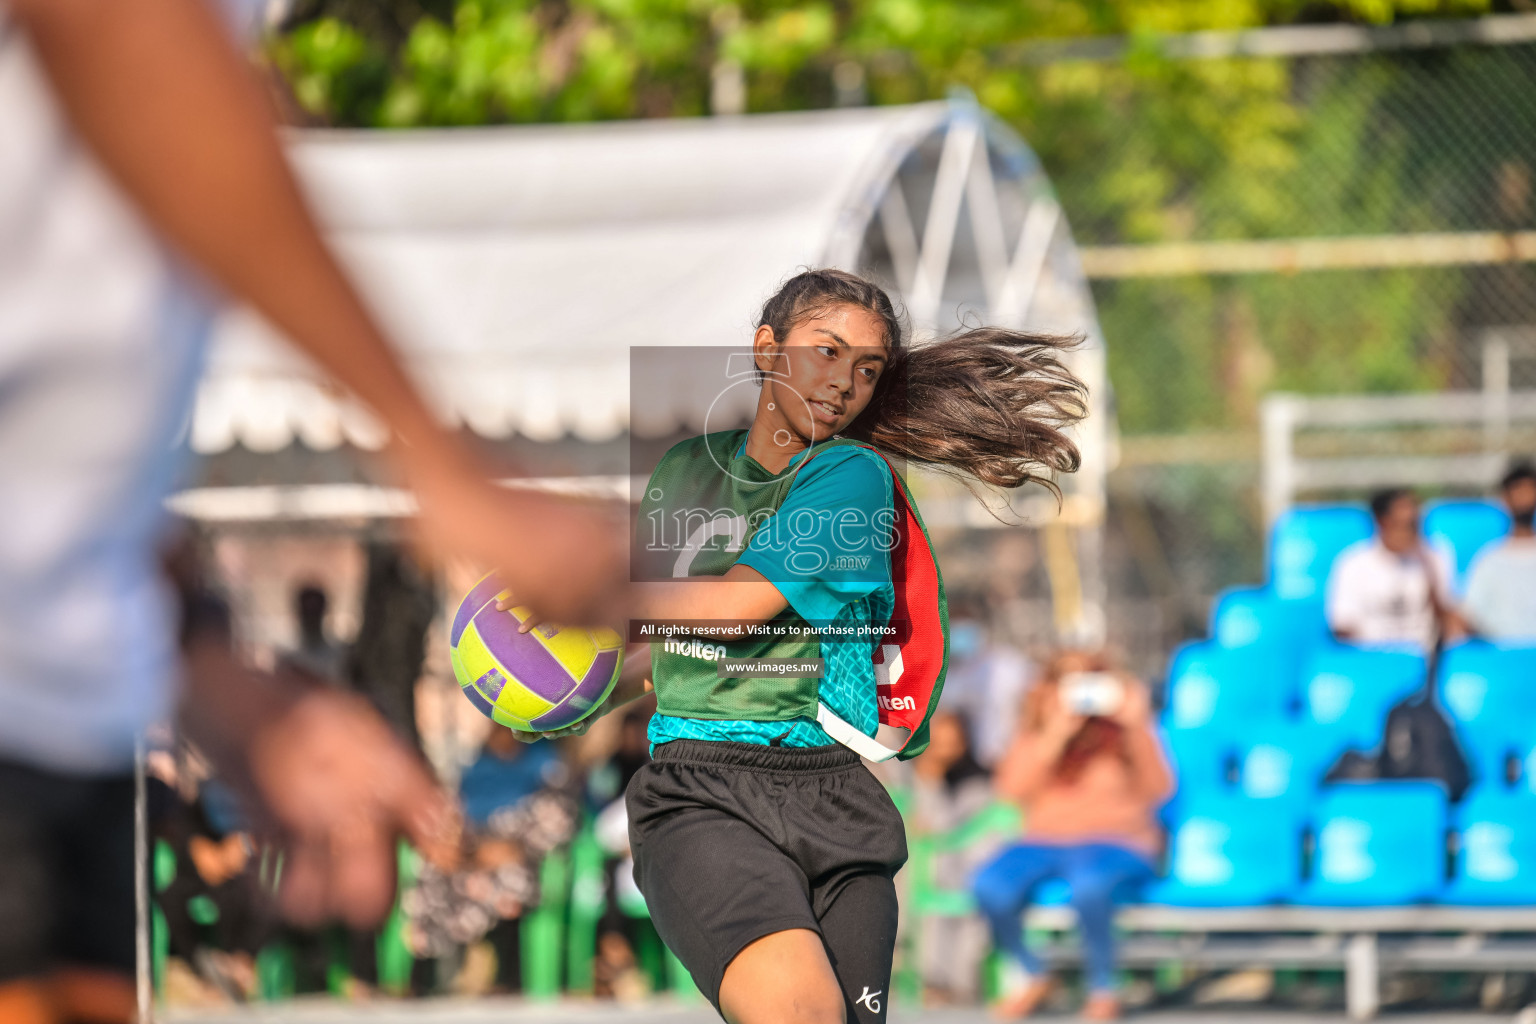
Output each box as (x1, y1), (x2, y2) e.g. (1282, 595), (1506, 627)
(270, 0), (1512, 433)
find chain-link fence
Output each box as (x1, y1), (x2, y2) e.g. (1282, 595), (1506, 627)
(1046, 36), (1536, 434)
(1028, 29), (1536, 670)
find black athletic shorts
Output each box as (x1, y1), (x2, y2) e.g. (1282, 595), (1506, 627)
(0, 760), (137, 981)
(627, 740), (907, 1023)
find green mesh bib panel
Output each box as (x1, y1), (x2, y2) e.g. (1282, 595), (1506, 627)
(636, 430), (949, 760)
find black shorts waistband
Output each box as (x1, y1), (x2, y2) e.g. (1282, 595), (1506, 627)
(651, 739), (862, 774)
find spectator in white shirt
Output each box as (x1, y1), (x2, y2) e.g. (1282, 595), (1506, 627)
(1327, 489), (1465, 650)
(1463, 463), (1536, 642)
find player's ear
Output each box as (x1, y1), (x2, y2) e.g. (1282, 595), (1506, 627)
(752, 324), (779, 373)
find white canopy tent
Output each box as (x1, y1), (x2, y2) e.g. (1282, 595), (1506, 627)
(189, 98), (1114, 636)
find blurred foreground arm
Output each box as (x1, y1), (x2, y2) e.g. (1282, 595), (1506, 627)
(179, 616), (460, 929)
(9, 0), (442, 452)
(8, 0), (629, 623)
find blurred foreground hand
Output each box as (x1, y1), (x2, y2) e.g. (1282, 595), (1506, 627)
(245, 687), (459, 928)
(182, 633), (460, 929)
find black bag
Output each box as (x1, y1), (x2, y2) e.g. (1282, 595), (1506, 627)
(1377, 692), (1471, 801)
(1323, 749), (1380, 783)
(1322, 635), (1471, 801)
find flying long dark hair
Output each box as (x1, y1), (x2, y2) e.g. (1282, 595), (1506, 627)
(756, 269), (1087, 496)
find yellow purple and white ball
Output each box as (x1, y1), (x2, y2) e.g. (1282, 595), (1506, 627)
(448, 573), (624, 732)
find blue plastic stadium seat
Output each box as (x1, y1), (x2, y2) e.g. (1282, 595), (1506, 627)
(1296, 781), (1447, 905)
(1143, 796), (1302, 907)
(1164, 642), (1291, 731)
(1209, 586), (1327, 688)
(1269, 505), (1374, 602)
(1160, 728), (1235, 818)
(1302, 645), (1427, 760)
(1211, 586), (1328, 651)
(1210, 586), (1274, 649)
(1161, 642), (1290, 802)
(1236, 723), (1335, 806)
(1438, 642), (1536, 787)
(1424, 500), (1511, 593)
(1443, 790), (1536, 905)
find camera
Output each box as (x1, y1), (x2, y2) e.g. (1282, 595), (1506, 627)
(1060, 671), (1123, 717)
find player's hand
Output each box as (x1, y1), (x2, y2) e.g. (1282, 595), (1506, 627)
(1041, 688), (1086, 740)
(492, 592), (547, 635)
(508, 715), (598, 744)
(1111, 677), (1152, 727)
(242, 688), (461, 928)
(504, 640), (651, 743)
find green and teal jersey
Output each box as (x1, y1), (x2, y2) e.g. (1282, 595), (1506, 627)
(647, 435), (895, 749)
(636, 429), (950, 760)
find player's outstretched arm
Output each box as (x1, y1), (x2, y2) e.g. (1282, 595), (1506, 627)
(8, 0), (630, 624)
(632, 564), (789, 631)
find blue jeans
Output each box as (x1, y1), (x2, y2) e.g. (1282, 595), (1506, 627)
(972, 842), (1155, 993)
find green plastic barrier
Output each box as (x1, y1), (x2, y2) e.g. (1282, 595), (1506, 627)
(565, 826), (607, 994)
(562, 818), (700, 1001)
(375, 844), (420, 995)
(255, 943), (296, 1000)
(151, 839), (176, 994)
(896, 796), (1023, 1005)
(521, 848), (570, 999)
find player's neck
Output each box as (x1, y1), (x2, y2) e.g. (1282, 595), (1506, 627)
(741, 422), (812, 474)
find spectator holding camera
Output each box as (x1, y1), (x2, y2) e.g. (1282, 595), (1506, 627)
(973, 653), (1173, 1021)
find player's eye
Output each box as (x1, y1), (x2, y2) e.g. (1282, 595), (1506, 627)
(817, 345), (836, 358)
(859, 366), (878, 380)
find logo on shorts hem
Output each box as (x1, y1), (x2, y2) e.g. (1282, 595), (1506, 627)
(855, 986), (882, 1013)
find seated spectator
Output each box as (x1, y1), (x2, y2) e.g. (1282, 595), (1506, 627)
(1327, 488), (1462, 650)
(973, 653), (1173, 1021)
(1463, 462), (1536, 641)
(459, 727), (566, 829)
(149, 748), (273, 1004)
(908, 710), (996, 1006)
(403, 730), (577, 981)
(584, 709), (655, 1000)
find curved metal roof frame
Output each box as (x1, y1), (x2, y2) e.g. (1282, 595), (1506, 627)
(194, 98), (1110, 508)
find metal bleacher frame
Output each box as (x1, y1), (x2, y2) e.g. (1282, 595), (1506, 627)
(1025, 904), (1536, 1020)
(1260, 386), (1536, 528)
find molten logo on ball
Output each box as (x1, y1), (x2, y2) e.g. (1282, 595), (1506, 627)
(448, 573), (624, 732)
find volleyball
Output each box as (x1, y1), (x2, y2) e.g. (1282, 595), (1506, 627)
(448, 573), (624, 733)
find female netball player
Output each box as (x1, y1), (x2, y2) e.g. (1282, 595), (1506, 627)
(514, 269), (1085, 1023)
